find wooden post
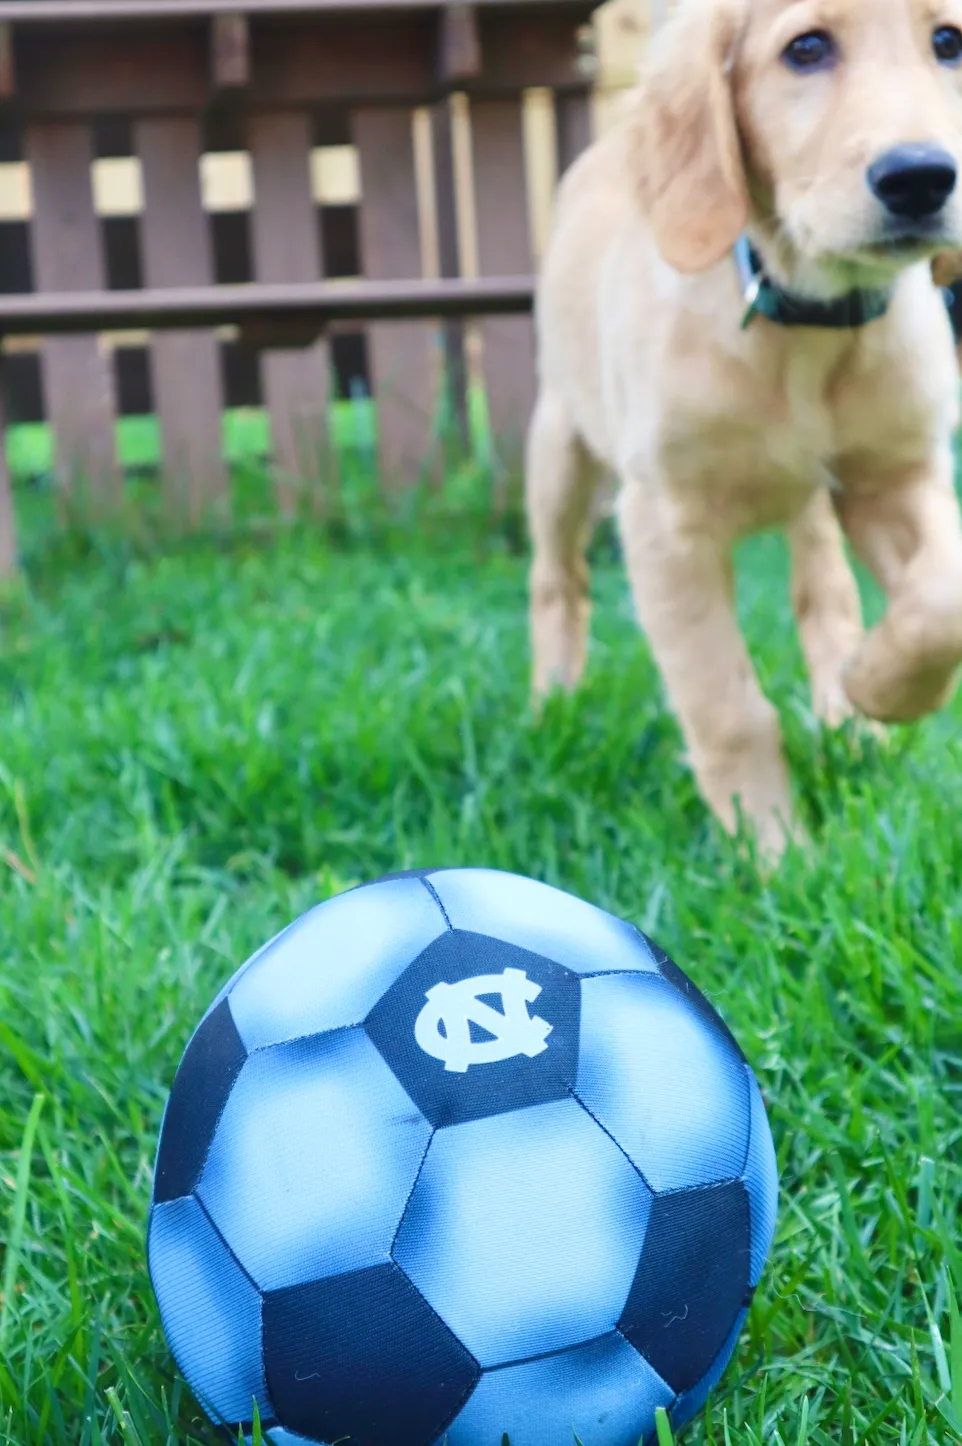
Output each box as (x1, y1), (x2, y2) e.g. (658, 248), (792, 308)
(24, 122), (119, 500)
(135, 116), (226, 521)
(211, 12), (250, 89)
(248, 111), (332, 511)
(0, 355), (17, 575)
(438, 4), (481, 84)
(470, 96), (536, 464)
(354, 107), (438, 487)
(435, 6), (482, 456)
(431, 97), (469, 455)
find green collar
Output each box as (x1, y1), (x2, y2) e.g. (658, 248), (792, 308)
(734, 235), (892, 331)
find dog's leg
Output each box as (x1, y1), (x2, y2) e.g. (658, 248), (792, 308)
(526, 389), (600, 696)
(618, 482), (795, 859)
(786, 488), (864, 726)
(836, 460), (962, 722)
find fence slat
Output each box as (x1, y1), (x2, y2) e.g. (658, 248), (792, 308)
(354, 105), (437, 485)
(24, 121), (118, 496)
(248, 110), (331, 510)
(470, 96), (535, 459)
(135, 115), (226, 518)
(555, 88), (592, 173)
(431, 96), (468, 452)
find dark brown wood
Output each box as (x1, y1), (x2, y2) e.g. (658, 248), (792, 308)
(0, 22), (13, 97)
(238, 317), (324, 350)
(438, 3), (480, 85)
(470, 96), (535, 458)
(24, 121), (118, 495)
(0, 276), (536, 335)
(16, 31), (208, 118)
(0, 358), (16, 574)
(211, 12), (250, 87)
(0, 0), (592, 19)
(249, 110), (332, 510)
(246, 16), (437, 110)
(8, 9), (591, 118)
(555, 86), (592, 173)
(431, 96), (469, 452)
(472, 8), (589, 95)
(354, 106), (438, 485)
(136, 116), (226, 517)
(0, 0), (591, 567)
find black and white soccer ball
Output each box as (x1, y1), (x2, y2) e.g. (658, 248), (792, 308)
(148, 869), (778, 1446)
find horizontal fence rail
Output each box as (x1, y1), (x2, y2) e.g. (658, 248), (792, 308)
(0, 0), (590, 17)
(0, 8), (597, 112)
(0, 277), (537, 336)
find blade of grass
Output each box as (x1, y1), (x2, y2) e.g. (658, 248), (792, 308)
(105, 1387), (146, 1446)
(655, 1406), (675, 1446)
(0, 1091), (44, 1351)
(949, 1266), (962, 1421)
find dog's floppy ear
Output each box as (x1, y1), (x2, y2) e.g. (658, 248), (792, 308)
(630, 0), (749, 273)
(932, 251), (962, 288)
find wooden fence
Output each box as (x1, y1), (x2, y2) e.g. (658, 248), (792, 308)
(0, 0), (601, 570)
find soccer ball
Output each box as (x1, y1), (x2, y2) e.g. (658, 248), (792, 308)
(148, 869), (778, 1446)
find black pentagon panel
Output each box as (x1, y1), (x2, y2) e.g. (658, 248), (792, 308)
(364, 930), (581, 1128)
(652, 944), (748, 1067)
(153, 998), (247, 1205)
(263, 1262), (480, 1446)
(618, 1180), (751, 1394)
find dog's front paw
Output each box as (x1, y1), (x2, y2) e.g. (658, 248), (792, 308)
(843, 653), (961, 723)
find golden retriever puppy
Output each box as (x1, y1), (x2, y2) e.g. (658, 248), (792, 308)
(528, 0), (962, 857)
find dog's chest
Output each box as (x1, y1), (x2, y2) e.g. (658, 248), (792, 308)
(658, 346), (842, 514)
(764, 346), (840, 479)
(660, 327), (947, 518)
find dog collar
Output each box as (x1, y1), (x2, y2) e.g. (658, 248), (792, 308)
(734, 235), (892, 330)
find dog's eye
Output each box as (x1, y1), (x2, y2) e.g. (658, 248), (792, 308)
(782, 30), (837, 71)
(934, 25), (962, 64)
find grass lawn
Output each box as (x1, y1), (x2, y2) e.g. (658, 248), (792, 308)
(0, 464), (959, 1446)
(3, 405), (381, 486)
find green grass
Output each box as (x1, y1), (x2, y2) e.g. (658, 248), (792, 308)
(0, 466), (959, 1446)
(3, 384), (493, 486)
(3, 404), (378, 481)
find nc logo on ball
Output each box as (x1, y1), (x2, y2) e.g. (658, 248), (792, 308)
(414, 968), (553, 1073)
(148, 868), (779, 1446)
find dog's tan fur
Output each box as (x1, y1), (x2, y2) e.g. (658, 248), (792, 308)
(527, 0), (962, 856)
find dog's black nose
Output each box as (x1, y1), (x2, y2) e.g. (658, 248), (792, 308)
(867, 144), (958, 220)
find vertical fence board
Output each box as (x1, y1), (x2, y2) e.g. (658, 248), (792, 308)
(470, 96), (535, 459)
(135, 115), (225, 518)
(354, 106), (437, 486)
(248, 110), (331, 509)
(431, 97), (469, 453)
(24, 121), (118, 496)
(555, 88), (593, 174)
